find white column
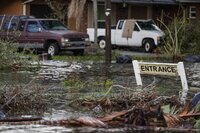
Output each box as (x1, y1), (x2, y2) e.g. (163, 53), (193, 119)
(23, 4), (26, 15)
(22, 0), (34, 16)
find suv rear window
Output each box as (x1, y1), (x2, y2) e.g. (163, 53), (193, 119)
(1, 16), (18, 31)
(2, 22), (17, 30)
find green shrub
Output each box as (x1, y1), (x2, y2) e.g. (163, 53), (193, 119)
(158, 9), (200, 59)
(0, 39), (28, 70)
(181, 23), (200, 54)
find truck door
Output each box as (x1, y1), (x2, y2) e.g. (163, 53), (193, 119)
(23, 20), (45, 49)
(127, 23), (142, 47)
(115, 20), (129, 46)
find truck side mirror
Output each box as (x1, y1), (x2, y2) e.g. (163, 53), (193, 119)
(38, 27), (42, 32)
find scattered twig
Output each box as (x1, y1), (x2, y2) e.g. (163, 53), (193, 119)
(0, 78), (36, 110)
(99, 84), (133, 101)
(143, 76), (157, 90)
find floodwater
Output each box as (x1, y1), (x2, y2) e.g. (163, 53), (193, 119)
(0, 61), (190, 132)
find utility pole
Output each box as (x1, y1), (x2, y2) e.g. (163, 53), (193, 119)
(93, 0), (98, 50)
(105, 0), (111, 64)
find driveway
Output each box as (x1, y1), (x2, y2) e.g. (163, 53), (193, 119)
(116, 50), (162, 58)
(86, 44), (164, 58)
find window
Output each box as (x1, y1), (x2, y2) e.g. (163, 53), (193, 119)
(137, 21), (157, 31)
(39, 20), (67, 30)
(98, 4), (105, 28)
(2, 22), (17, 30)
(117, 20), (124, 29)
(2, 22), (9, 30)
(27, 21), (40, 33)
(134, 24), (139, 31)
(189, 6), (196, 19)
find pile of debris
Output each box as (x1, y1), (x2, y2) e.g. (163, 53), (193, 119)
(66, 90), (200, 132)
(0, 90), (200, 132)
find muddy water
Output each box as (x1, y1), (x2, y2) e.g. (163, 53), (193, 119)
(0, 62), (188, 132)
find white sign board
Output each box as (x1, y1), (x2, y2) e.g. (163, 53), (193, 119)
(132, 60), (188, 104)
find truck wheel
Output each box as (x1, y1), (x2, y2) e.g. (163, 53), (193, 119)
(98, 37), (106, 49)
(73, 49), (84, 56)
(143, 39), (155, 53)
(47, 43), (59, 56)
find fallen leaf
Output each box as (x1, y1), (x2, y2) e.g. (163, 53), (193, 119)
(76, 116), (106, 128)
(98, 109), (131, 122)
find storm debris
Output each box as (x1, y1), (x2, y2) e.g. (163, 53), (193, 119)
(67, 90), (200, 131)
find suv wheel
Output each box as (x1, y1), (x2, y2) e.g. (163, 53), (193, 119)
(143, 39), (155, 52)
(47, 43), (59, 56)
(98, 37), (106, 49)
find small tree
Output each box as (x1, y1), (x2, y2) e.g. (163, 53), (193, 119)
(0, 39), (21, 70)
(45, 0), (68, 24)
(158, 10), (188, 61)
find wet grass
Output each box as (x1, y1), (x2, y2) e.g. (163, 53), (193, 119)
(53, 54), (106, 62)
(17, 49), (173, 63)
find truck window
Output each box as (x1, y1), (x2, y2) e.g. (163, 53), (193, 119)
(133, 24), (140, 31)
(137, 21), (157, 31)
(27, 21), (40, 33)
(117, 20), (124, 30)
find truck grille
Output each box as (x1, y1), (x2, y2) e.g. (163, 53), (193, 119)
(69, 38), (84, 42)
(71, 44), (85, 47)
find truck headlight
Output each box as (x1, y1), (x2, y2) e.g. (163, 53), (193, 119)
(157, 36), (164, 45)
(61, 37), (69, 43)
(157, 36), (163, 43)
(157, 36), (161, 41)
(84, 38), (90, 41)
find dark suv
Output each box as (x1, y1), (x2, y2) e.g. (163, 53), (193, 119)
(0, 15), (90, 55)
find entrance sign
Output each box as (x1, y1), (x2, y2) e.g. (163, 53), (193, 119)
(140, 63), (178, 76)
(132, 60), (188, 104)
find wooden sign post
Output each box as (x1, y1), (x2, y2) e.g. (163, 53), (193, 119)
(132, 60), (188, 104)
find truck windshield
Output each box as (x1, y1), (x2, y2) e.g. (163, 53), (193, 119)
(137, 21), (157, 31)
(39, 20), (68, 31)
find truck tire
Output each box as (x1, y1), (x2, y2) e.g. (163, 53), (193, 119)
(47, 43), (59, 56)
(143, 39), (155, 53)
(73, 49), (84, 56)
(98, 37), (106, 49)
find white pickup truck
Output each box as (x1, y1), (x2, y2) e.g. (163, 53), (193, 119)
(87, 19), (164, 52)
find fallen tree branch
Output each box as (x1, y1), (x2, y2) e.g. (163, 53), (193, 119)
(179, 112), (200, 118)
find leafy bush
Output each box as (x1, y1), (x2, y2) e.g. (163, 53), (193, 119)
(0, 39), (28, 70)
(158, 10), (200, 60)
(181, 23), (200, 54)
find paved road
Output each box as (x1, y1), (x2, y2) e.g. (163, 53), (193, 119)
(87, 44), (164, 57)
(116, 50), (162, 57)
